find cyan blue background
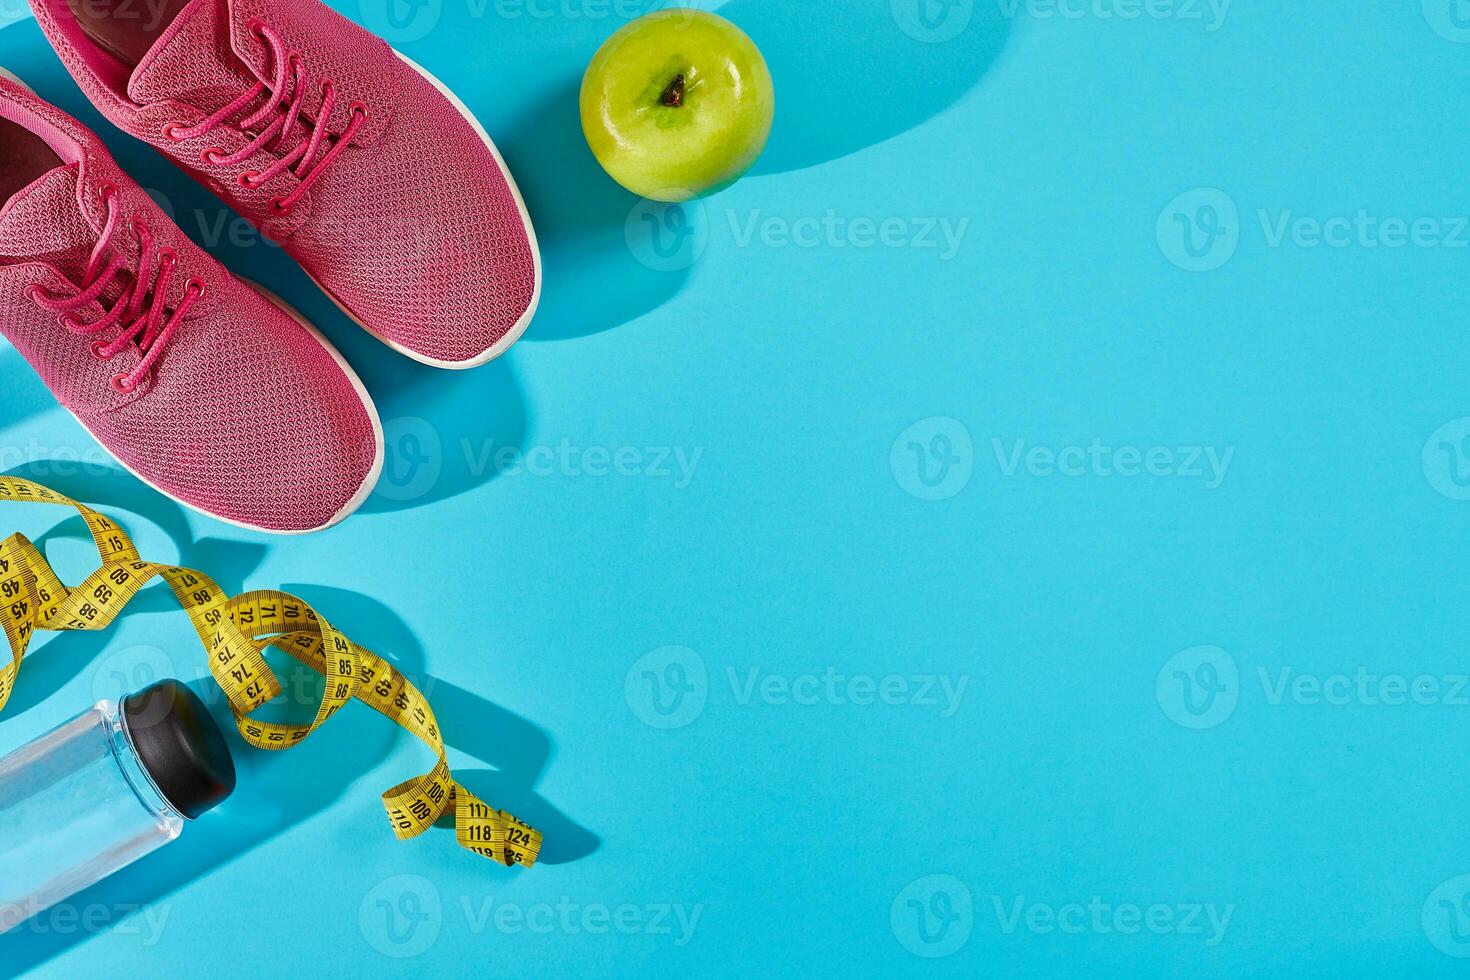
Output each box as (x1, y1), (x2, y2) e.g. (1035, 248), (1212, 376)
(1, 0), (1468, 975)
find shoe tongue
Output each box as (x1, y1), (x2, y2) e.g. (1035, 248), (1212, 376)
(128, 0), (253, 109)
(0, 164), (96, 279)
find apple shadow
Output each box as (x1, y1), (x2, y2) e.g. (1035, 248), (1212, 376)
(496, 79), (696, 343)
(715, 0), (1014, 176)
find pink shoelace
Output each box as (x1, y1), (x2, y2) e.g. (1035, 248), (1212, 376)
(25, 182), (204, 394)
(163, 19), (367, 216)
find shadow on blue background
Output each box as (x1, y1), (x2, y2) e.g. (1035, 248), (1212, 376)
(723, 0), (1013, 176)
(0, 462), (597, 979)
(497, 79), (697, 343)
(410, 0), (1014, 342)
(2, 342), (531, 517)
(1, 347), (53, 431)
(357, 357), (530, 514)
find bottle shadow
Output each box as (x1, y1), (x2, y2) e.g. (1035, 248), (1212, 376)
(0, 469), (596, 978)
(720, 0), (1015, 176)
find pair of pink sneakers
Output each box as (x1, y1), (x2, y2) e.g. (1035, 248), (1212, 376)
(2, 0), (541, 532)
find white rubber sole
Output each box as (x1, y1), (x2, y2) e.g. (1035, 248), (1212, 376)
(298, 50), (543, 371)
(67, 284), (384, 536)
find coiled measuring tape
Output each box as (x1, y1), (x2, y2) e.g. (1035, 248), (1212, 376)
(0, 476), (541, 868)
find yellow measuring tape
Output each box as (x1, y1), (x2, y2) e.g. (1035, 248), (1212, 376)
(0, 476), (541, 868)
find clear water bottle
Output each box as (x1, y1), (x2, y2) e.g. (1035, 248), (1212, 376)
(0, 680), (236, 932)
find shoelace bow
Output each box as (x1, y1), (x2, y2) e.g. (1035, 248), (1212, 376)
(25, 183), (204, 395)
(164, 19), (367, 216)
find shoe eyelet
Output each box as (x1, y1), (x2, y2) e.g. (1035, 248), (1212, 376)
(237, 170), (261, 188)
(268, 197), (290, 217)
(163, 123), (188, 142)
(58, 313), (80, 330)
(185, 276), (206, 299)
(246, 17), (267, 40)
(97, 182), (118, 207)
(159, 247), (177, 267)
(201, 147), (227, 164)
(110, 373), (137, 394)
(23, 283), (45, 305)
(90, 340), (114, 360)
(348, 101), (368, 123)
(130, 213), (148, 236)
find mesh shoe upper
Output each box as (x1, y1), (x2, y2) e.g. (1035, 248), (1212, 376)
(0, 79), (381, 532)
(31, 0), (541, 366)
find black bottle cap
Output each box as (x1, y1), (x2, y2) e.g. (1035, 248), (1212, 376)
(122, 680), (236, 820)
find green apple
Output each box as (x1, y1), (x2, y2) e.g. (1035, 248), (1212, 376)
(580, 9), (775, 202)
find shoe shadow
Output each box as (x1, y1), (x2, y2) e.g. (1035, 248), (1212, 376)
(356, 351), (530, 515)
(0, 346), (56, 433)
(139, 180), (537, 517)
(717, 0), (1014, 176)
(0, 518), (594, 977)
(496, 79), (696, 343)
(0, 461), (267, 719)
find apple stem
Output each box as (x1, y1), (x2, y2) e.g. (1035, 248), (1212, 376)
(659, 73), (686, 108)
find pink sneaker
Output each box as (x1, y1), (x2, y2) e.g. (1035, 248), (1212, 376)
(30, 0), (542, 369)
(0, 74), (383, 533)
